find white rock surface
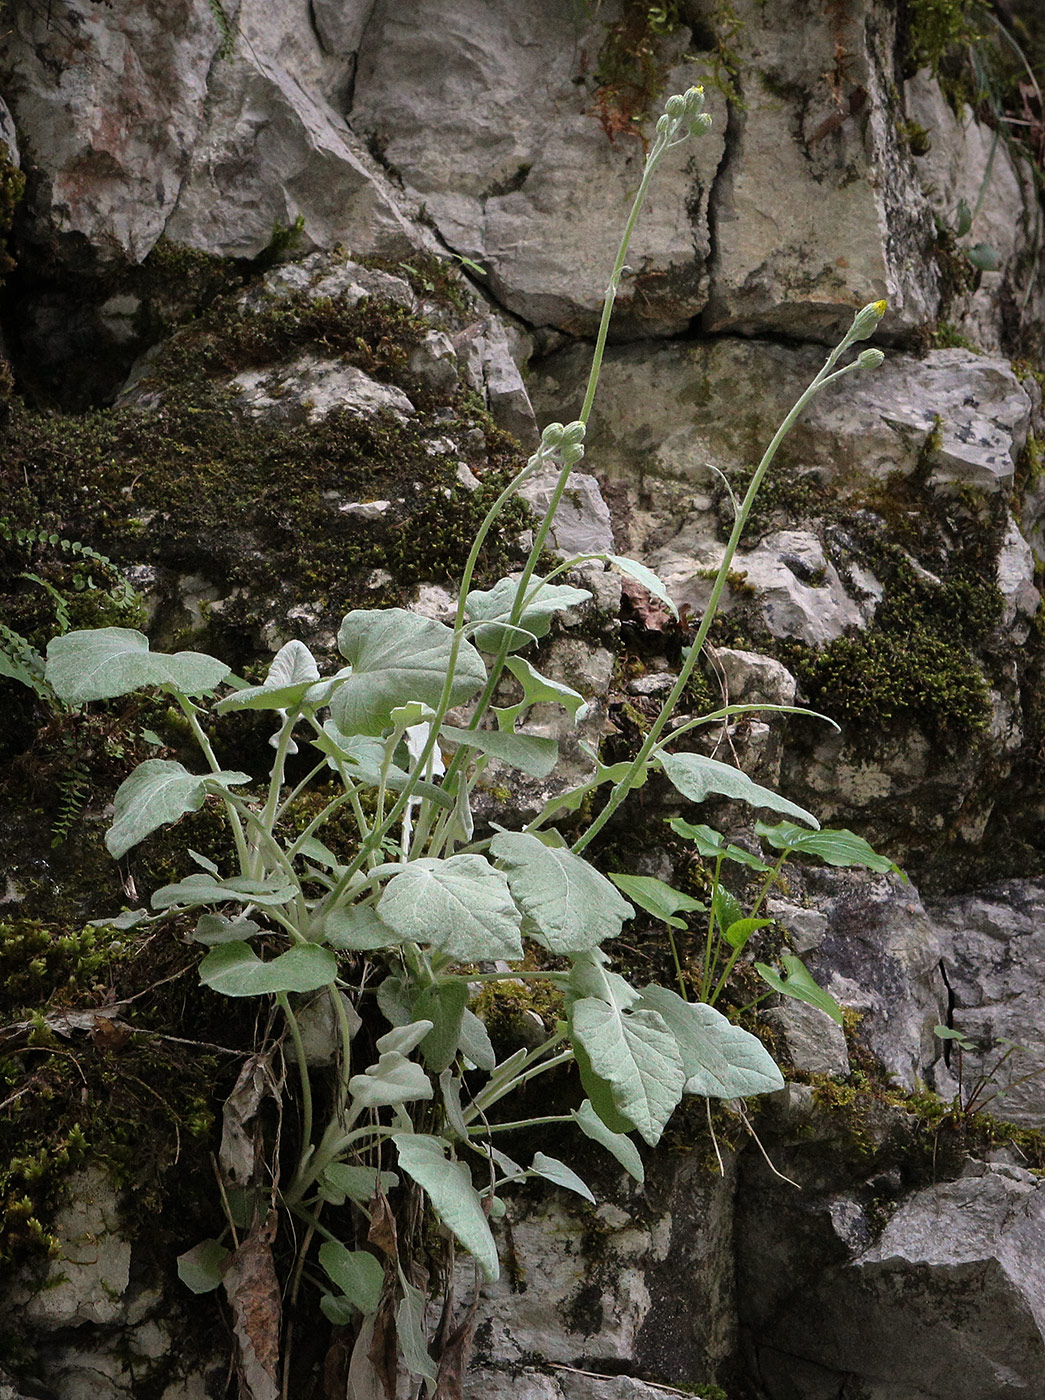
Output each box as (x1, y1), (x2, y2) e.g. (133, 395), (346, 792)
(21, 1169), (132, 1329)
(231, 356), (415, 423)
(520, 470), (615, 559)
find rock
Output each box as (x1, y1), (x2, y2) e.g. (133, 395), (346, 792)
(231, 356), (416, 423)
(904, 70), (1036, 351)
(927, 880), (1045, 1125)
(19, 1169), (131, 1329)
(764, 1000), (851, 1078)
(703, 0), (939, 341)
(520, 470), (615, 559)
(466, 316), (538, 442)
(351, 0), (725, 335)
(711, 648), (797, 708)
(311, 0), (378, 60)
(246, 250), (417, 312)
(744, 1162), (1045, 1400)
(408, 329), (459, 393)
(995, 514), (1040, 637)
(0, 96), (19, 165)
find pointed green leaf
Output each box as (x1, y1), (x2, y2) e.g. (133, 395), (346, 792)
(348, 1051), (434, 1108)
(46, 627), (229, 704)
(465, 575), (591, 652)
(331, 609), (486, 736)
(377, 1021), (434, 1057)
(393, 1133), (498, 1279)
(315, 723), (453, 808)
(151, 872), (297, 910)
(397, 1279), (438, 1382)
(458, 1008), (496, 1072)
(572, 1099), (644, 1183)
(636, 985), (784, 1097)
(377, 856), (523, 961)
(321, 904), (402, 951)
(106, 761), (250, 860)
(712, 884), (743, 938)
(754, 954), (845, 1026)
(754, 820), (902, 875)
(198, 941), (337, 997)
(192, 913), (261, 945)
(503, 656), (585, 717)
(529, 1152), (596, 1204)
(215, 639), (321, 712)
(177, 1239), (229, 1294)
(723, 917), (770, 951)
(667, 818), (770, 871)
(569, 997), (684, 1146)
(491, 831), (633, 954)
(413, 980), (469, 1073)
(318, 1242), (385, 1315)
(319, 1164), (399, 1206)
(609, 872), (704, 929)
(440, 725), (559, 779)
(606, 555), (678, 619)
(658, 752), (819, 829)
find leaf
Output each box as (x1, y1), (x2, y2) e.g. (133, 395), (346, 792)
(376, 1021), (435, 1057)
(569, 997), (684, 1146)
(491, 831), (633, 954)
(222, 1213), (281, 1400)
(321, 904), (402, 951)
(440, 724), (559, 779)
(412, 980), (470, 1073)
(635, 985), (784, 1098)
(192, 913), (261, 946)
(177, 1238), (229, 1294)
(348, 1051), (434, 1108)
(967, 241), (1001, 271)
(315, 723), (453, 808)
(755, 820), (902, 875)
(667, 818), (770, 871)
(723, 917), (770, 951)
(106, 761), (250, 860)
(754, 954), (845, 1026)
(609, 872), (704, 930)
(397, 1279), (438, 1382)
(377, 856), (524, 961)
(331, 609), (487, 736)
(458, 1008), (496, 1072)
(606, 555), (679, 619)
(657, 752), (819, 829)
(318, 1242), (385, 1315)
(319, 1164), (399, 1206)
(198, 941), (338, 997)
(502, 655), (585, 718)
(151, 872), (297, 910)
(215, 639), (321, 712)
(529, 1152), (596, 1204)
(465, 575), (591, 652)
(712, 883), (743, 939)
(572, 1099), (644, 1183)
(393, 1134), (499, 1279)
(46, 627), (229, 704)
(954, 197), (973, 237)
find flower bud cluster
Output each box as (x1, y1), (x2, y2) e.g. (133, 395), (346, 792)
(656, 86), (709, 143)
(845, 299), (887, 345)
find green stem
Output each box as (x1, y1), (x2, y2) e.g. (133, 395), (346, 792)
(174, 692), (250, 871)
(278, 992), (314, 1179)
(468, 1114), (574, 1135)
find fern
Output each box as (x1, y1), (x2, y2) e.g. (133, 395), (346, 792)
(51, 761), (91, 848)
(207, 0), (236, 59)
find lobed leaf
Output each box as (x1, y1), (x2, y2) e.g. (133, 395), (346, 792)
(755, 820), (902, 875)
(377, 856), (524, 962)
(491, 831), (633, 954)
(465, 575), (591, 652)
(348, 1051), (435, 1109)
(46, 627), (229, 704)
(198, 941), (337, 997)
(318, 1242), (385, 1315)
(569, 996), (684, 1146)
(106, 761), (249, 860)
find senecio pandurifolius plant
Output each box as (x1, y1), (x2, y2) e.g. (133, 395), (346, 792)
(44, 87), (900, 1391)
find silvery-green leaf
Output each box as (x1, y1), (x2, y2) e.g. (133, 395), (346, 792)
(319, 1164), (399, 1206)
(439, 1068), (469, 1140)
(568, 957), (640, 1013)
(572, 1099), (644, 1183)
(376, 974), (413, 1028)
(189, 848), (220, 875)
(606, 555), (678, 619)
(465, 575), (591, 652)
(318, 1242), (385, 1315)
(192, 913), (261, 946)
(458, 1008), (496, 1072)
(176, 1239), (229, 1294)
(569, 997), (684, 1146)
(215, 641), (321, 712)
(657, 752), (819, 829)
(151, 872), (297, 910)
(441, 725), (559, 779)
(754, 820), (902, 875)
(393, 1133), (498, 1279)
(390, 701), (438, 729)
(198, 941), (337, 997)
(269, 639), (320, 687)
(331, 609), (486, 736)
(348, 1051), (434, 1108)
(320, 1295), (355, 1327)
(315, 723), (453, 808)
(88, 908), (149, 930)
(296, 837), (344, 873)
(376, 1021), (435, 1057)
(46, 628), (228, 704)
(754, 954), (845, 1026)
(608, 872), (704, 930)
(502, 656), (585, 718)
(397, 1279), (438, 1382)
(377, 856), (523, 961)
(635, 985), (784, 1097)
(106, 761), (250, 860)
(413, 980), (469, 1073)
(491, 832), (633, 954)
(322, 904), (401, 951)
(667, 818), (770, 871)
(529, 1152), (595, 1204)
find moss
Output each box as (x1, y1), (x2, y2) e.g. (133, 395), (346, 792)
(903, 0), (982, 82)
(0, 151), (25, 281)
(930, 320), (980, 351)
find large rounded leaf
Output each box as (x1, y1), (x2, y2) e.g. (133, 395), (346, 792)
(636, 985), (784, 1098)
(569, 996), (684, 1146)
(377, 856), (523, 961)
(46, 628), (228, 704)
(491, 832), (633, 954)
(198, 941), (337, 997)
(331, 610), (486, 736)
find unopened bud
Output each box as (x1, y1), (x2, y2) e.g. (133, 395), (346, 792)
(561, 442), (585, 467)
(683, 86), (705, 115)
(561, 420), (586, 447)
(656, 114), (671, 135)
(688, 112), (713, 137)
(857, 347), (885, 370)
(847, 299), (887, 343)
(665, 94), (687, 119)
(541, 422), (565, 449)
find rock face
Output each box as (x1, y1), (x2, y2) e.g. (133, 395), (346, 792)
(3, 1), (1045, 1399)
